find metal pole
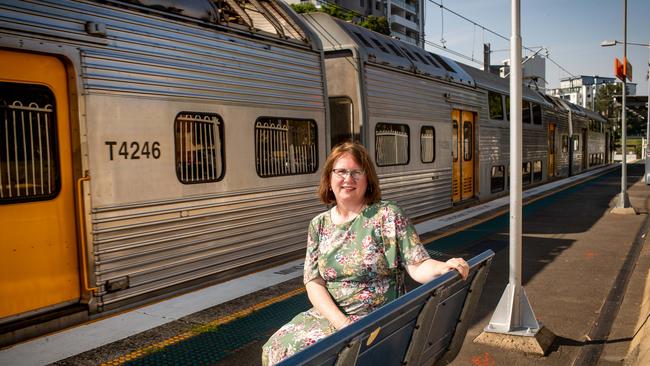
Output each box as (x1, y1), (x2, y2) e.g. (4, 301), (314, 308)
(646, 46), (650, 184)
(620, 0), (629, 207)
(485, 0), (540, 335)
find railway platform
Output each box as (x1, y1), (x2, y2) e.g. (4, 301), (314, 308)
(1, 162), (649, 366)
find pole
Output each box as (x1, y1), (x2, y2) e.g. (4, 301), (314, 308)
(645, 43), (650, 184)
(619, 0), (630, 207)
(646, 46), (650, 184)
(484, 0), (540, 335)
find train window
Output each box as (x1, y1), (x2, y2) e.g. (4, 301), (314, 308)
(387, 43), (402, 56)
(505, 96), (510, 120)
(413, 51), (430, 65)
(425, 54), (440, 68)
(452, 121), (459, 162)
(429, 53), (455, 72)
(175, 112), (224, 184)
(562, 135), (569, 153)
(532, 103), (542, 125)
(329, 97), (356, 147)
(420, 126), (435, 163)
(522, 101), (531, 124)
(353, 32), (373, 48)
(400, 47), (417, 62)
(371, 38), (389, 54)
(463, 121), (472, 161)
(522, 162), (532, 185)
(573, 135), (580, 151)
(491, 165), (505, 193)
(488, 92), (504, 120)
(376, 123), (409, 166)
(533, 160), (542, 182)
(255, 118), (318, 177)
(0, 82), (60, 204)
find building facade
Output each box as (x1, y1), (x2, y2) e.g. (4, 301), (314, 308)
(548, 75), (637, 110)
(284, 0), (424, 47)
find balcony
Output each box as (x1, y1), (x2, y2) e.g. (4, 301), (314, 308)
(390, 14), (418, 31)
(391, 0), (417, 14)
(391, 31), (419, 46)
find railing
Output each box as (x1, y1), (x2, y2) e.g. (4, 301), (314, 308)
(255, 121), (317, 176)
(176, 114), (222, 183)
(376, 130), (409, 165)
(391, 0), (418, 13)
(0, 101), (57, 199)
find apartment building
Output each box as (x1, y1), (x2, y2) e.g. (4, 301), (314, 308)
(285, 0), (424, 47)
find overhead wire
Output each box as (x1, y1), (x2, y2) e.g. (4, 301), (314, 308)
(425, 0), (576, 78)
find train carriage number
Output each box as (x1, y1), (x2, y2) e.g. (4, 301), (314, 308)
(106, 141), (161, 160)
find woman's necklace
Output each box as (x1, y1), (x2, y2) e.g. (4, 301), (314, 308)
(334, 202), (367, 224)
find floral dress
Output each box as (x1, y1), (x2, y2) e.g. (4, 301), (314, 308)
(261, 201), (430, 365)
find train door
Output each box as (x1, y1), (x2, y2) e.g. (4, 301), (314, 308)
(548, 123), (556, 177)
(0, 50), (80, 320)
(452, 110), (475, 202)
(582, 128), (588, 169)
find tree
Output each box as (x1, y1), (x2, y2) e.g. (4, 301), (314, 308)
(359, 16), (390, 35)
(290, 3), (390, 36)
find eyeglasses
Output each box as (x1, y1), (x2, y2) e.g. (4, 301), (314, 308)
(332, 168), (366, 180)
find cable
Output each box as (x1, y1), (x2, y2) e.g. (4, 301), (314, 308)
(425, 0), (577, 78)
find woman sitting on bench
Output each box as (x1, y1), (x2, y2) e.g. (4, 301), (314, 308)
(262, 142), (469, 366)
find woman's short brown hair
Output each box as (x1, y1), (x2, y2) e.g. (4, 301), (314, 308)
(318, 142), (381, 205)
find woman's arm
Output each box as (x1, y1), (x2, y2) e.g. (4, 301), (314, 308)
(406, 257), (469, 284)
(305, 277), (352, 330)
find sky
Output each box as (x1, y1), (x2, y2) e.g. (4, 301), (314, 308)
(422, 0), (650, 96)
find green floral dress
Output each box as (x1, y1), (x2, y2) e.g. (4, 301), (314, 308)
(261, 201), (430, 365)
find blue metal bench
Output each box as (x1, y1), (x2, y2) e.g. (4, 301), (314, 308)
(277, 250), (494, 366)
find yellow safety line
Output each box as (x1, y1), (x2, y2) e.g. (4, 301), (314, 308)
(101, 287), (306, 366)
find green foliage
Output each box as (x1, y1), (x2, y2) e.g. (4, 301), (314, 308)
(595, 83), (646, 148)
(289, 3), (389, 35)
(290, 3), (317, 13)
(359, 16), (390, 35)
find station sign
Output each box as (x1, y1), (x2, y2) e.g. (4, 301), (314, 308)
(615, 57), (633, 81)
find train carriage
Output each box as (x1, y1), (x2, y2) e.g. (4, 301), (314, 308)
(0, 0), (329, 345)
(301, 12), (482, 218)
(458, 64), (552, 198)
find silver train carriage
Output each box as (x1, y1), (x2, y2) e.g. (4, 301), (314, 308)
(0, 0), (329, 345)
(301, 12), (482, 217)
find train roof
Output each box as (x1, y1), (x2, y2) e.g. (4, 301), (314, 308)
(549, 96), (608, 122)
(300, 12), (474, 87)
(458, 63), (550, 106)
(114, 0), (317, 48)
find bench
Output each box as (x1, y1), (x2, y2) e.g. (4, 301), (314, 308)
(277, 250), (494, 366)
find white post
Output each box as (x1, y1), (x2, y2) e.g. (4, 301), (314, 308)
(485, 0), (540, 335)
(619, 0), (630, 206)
(645, 45), (650, 184)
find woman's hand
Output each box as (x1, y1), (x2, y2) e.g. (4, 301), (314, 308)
(406, 257), (470, 283)
(443, 257), (469, 280)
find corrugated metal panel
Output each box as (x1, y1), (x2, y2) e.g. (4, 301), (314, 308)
(1, 0), (325, 109)
(379, 169), (453, 219)
(94, 185), (323, 306)
(365, 66), (482, 121)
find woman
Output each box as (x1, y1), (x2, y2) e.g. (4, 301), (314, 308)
(261, 142), (469, 365)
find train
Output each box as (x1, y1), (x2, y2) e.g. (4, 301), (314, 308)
(0, 0), (611, 346)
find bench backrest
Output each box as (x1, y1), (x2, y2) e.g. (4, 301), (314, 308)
(277, 250), (494, 366)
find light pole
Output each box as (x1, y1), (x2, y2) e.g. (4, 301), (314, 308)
(602, 39), (650, 185)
